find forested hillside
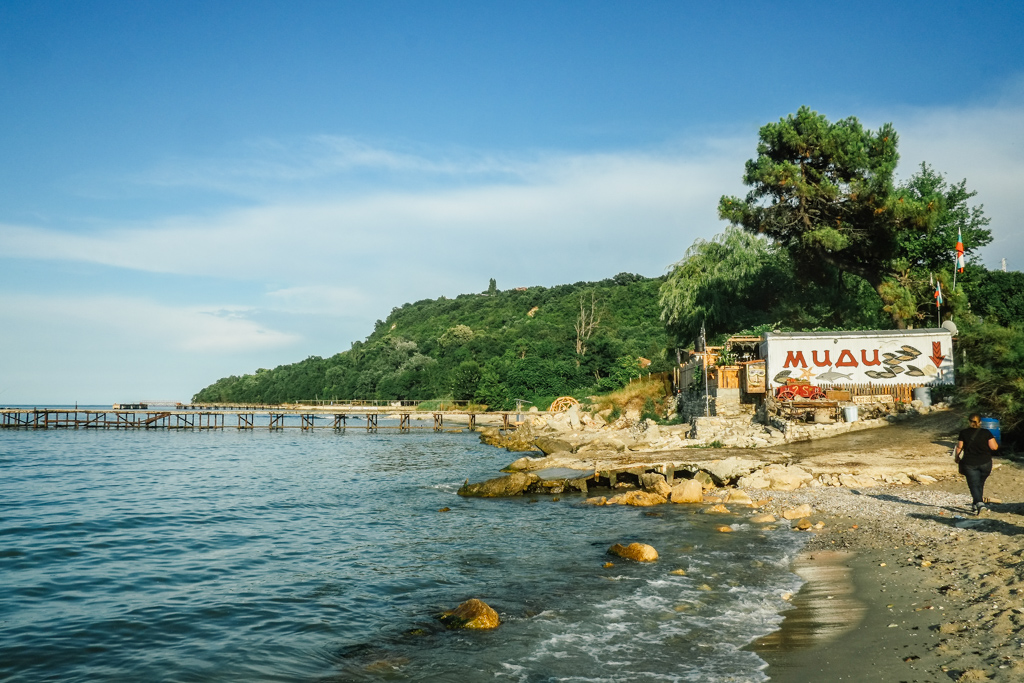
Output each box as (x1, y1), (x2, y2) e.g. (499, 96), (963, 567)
(192, 273), (673, 409)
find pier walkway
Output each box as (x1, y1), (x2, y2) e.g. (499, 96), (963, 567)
(1, 406), (546, 432)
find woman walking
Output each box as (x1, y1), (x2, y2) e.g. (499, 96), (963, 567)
(954, 413), (1000, 514)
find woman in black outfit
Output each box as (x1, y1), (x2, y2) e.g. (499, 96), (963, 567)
(953, 413), (1000, 514)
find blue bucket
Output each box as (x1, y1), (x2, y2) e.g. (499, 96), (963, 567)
(980, 417), (1001, 446)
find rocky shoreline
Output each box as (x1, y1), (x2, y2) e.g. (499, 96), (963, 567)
(459, 407), (961, 500)
(459, 404), (1024, 681)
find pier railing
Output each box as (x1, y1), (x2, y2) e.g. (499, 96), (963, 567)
(1, 407), (545, 432)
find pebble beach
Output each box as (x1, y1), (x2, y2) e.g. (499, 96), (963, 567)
(754, 463), (1024, 682)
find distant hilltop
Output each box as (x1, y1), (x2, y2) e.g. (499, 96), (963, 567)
(192, 273), (672, 410)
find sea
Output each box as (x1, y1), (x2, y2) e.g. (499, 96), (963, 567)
(0, 414), (806, 682)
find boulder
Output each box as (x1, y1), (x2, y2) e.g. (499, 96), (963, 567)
(583, 496), (607, 506)
(701, 457), (760, 486)
(606, 490), (667, 507)
(762, 464), (813, 491)
(566, 406), (581, 430)
(839, 473), (878, 488)
(669, 479), (703, 504)
(794, 518), (813, 531)
(579, 437), (626, 452)
(608, 542), (659, 562)
(736, 472), (770, 489)
(504, 455), (543, 471)
(910, 473), (938, 484)
(782, 504), (813, 520)
(693, 471), (716, 489)
(724, 489), (753, 505)
(716, 525), (734, 533)
(440, 599), (500, 629)
(535, 437), (573, 455)
(640, 473), (672, 497)
(458, 472), (540, 497)
(705, 504), (730, 514)
(750, 514), (776, 523)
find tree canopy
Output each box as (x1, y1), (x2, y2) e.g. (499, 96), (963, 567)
(719, 106), (939, 328)
(193, 273), (673, 409)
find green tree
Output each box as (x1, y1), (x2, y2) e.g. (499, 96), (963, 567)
(450, 360), (482, 401)
(958, 321), (1024, 434)
(962, 270), (1024, 326)
(659, 226), (885, 344)
(719, 106), (936, 328)
(487, 278), (497, 295)
(894, 164), (993, 323)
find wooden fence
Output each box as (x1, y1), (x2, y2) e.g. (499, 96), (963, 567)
(817, 382), (925, 403)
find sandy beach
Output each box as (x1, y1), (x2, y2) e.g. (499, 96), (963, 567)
(754, 453), (1024, 682)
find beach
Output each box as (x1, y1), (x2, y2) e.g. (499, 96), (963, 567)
(754, 458), (1024, 682)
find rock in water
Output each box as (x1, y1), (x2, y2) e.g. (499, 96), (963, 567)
(608, 542), (659, 562)
(440, 599), (500, 629)
(669, 479), (703, 504)
(750, 514), (776, 523)
(458, 472), (540, 497)
(605, 490), (667, 506)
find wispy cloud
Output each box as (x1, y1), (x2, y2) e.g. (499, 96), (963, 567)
(0, 143), (747, 285)
(0, 295), (300, 353)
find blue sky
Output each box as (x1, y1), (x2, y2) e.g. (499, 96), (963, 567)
(2, 1), (1023, 404)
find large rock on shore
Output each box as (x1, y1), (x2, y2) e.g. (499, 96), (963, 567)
(669, 479), (703, 503)
(701, 457), (760, 486)
(458, 472), (540, 497)
(535, 436), (573, 455)
(738, 464), (813, 491)
(440, 599), (500, 629)
(608, 542), (659, 562)
(640, 473), (672, 497)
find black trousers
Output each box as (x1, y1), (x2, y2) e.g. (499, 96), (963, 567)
(963, 461), (993, 505)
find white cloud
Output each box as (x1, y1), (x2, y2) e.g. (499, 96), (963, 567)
(886, 99), (1024, 269)
(0, 144), (747, 286)
(0, 295), (300, 353)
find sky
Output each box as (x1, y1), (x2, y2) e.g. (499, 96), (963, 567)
(1, 0), (1023, 404)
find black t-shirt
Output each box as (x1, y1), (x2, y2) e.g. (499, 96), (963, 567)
(958, 427), (996, 466)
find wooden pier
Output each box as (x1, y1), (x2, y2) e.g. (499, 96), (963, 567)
(0, 407), (541, 432)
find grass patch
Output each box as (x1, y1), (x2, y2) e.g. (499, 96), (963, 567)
(589, 378), (673, 421)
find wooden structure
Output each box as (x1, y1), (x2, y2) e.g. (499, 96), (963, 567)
(0, 407), (541, 432)
(817, 382), (920, 404)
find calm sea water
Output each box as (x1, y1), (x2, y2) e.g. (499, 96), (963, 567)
(0, 423), (804, 682)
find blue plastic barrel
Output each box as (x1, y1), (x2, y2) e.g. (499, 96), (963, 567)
(981, 417), (1001, 446)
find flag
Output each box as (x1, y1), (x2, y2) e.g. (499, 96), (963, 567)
(934, 281), (943, 308)
(956, 228), (965, 273)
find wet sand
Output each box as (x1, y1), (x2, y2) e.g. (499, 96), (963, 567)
(756, 460), (1024, 682)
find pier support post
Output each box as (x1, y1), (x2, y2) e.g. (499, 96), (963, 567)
(433, 413), (443, 432)
(366, 414), (378, 431)
(467, 414), (476, 431)
(333, 414), (347, 430)
(399, 414), (410, 431)
(301, 414), (315, 430)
